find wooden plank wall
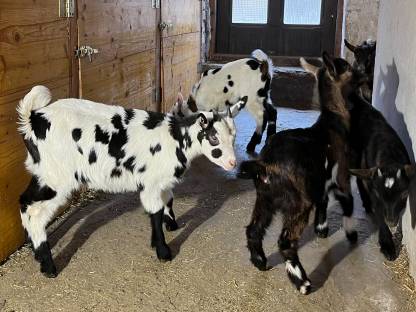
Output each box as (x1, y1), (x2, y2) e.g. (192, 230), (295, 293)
(78, 0), (158, 111)
(0, 0), (72, 261)
(161, 0), (201, 111)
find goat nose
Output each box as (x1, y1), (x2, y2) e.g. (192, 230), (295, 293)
(229, 159), (236, 168)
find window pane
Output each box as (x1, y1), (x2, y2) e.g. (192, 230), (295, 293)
(283, 0), (322, 25)
(232, 0), (268, 24)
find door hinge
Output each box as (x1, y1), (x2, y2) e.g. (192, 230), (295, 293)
(59, 0), (75, 18)
(152, 0), (160, 9)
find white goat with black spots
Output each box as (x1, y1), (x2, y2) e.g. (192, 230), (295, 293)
(17, 85), (246, 277)
(171, 49), (277, 153)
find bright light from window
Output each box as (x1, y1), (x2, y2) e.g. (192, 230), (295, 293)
(283, 0), (322, 25)
(232, 0), (268, 24)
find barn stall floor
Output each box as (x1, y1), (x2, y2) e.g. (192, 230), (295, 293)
(0, 109), (415, 312)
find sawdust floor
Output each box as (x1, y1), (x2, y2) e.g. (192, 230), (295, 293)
(0, 109), (415, 312)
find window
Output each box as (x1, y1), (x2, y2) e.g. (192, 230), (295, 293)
(232, 0), (268, 24)
(283, 0), (322, 25)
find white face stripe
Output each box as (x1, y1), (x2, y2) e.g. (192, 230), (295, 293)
(385, 177), (395, 189)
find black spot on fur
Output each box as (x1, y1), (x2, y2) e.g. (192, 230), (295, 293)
(138, 165), (146, 173)
(143, 111), (165, 129)
(72, 128), (82, 142)
(169, 117), (195, 150)
(88, 149), (97, 164)
(212, 68), (221, 74)
(80, 174), (88, 184)
(227, 75), (232, 79)
(123, 156), (135, 173)
(95, 125), (110, 144)
(150, 143), (162, 155)
(24, 138), (40, 163)
(203, 70), (209, 76)
(30, 112), (51, 140)
(211, 148), (222, 159)
(257, 88), (267, 98)
(19, 176), (56, 213)
(74, 172), (79, 181)
(111, 168), (122, 178)
(124, 109), (135, 125)
(138, 183), (144, 192)
(247, 59), (260, 70)
(77, 146), (83, 155)
(223, 87), (228, 93)
(174, 147), (187, 178)
(225, 100), (232, 106)
(228, 80), (234, 87)
(109, 114), (128, 166)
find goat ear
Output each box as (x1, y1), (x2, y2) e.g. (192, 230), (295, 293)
(187, 95), (198, 113)
(300, 57), (319, 78)
(404, 164), (416, 179)
(177, 92), (184, 105)
(349, 168), (376, 180)
(238, 161), (270, 184)
(322, 51), (337, 77)
(344, 39), (357, 53)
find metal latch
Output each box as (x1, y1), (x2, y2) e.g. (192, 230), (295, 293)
(59, 0), (75, 18)
(159, 21), (173, 31)
(152, 0), (160, 9)
(74, 46), (99, 62)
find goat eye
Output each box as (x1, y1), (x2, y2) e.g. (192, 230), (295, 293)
(208, 135), (219, 146)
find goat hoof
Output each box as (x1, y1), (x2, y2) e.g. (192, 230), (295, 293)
(315, 227), (328, 238)
(346, 231), (358, 244)
(41, 264), (57, 278)
(380, 246), (397, 261)
(299, 280), (312, 295)
(156, 244), (172, 261)
(246, 144), (256, 153)
(164, 217), (179, 232)
(250, 256), (267, 271)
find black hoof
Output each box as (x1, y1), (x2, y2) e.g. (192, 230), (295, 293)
(250, 255), (267, 271)
(346, 231), (358, 244)
(156, 244), (172, 261)
(315, 227), (329, 238)
(246, 143), (256, 153)
(163, 216), (179, 232)
(380, 246), (397, 261)
(41, 263), (57, 278)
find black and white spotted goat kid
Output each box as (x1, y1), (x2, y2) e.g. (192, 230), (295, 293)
(171, 49), (277, 153)
(17, 86), (245, 277)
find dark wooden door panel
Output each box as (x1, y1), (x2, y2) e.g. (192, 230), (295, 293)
(216, 0), (339, 57)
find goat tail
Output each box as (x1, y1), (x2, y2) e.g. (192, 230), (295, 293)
(251, 49), (274, 80)
(17, 85), (51, 138)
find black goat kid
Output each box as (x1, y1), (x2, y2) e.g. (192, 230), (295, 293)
(238, 53), (365, 295)
(348, 92), (415, 260)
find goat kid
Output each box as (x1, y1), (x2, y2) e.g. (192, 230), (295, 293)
(238, 52), (363, 295)
(17, 86), (245, 277)
(171, 49), (277, 153)
(347, 92), (415, 260)
(344, 39), (376, 102)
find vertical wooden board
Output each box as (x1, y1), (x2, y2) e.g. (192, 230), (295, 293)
(81, 49), (157, 111)
(161, 0), (201, 112)
(162, 32), (200, 111)
(0, 0), (72, 261)
(78, 0), (158, 109)
(161, 0), (200, 37)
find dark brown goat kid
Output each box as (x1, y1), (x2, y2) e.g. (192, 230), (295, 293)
(238, 53), (366, 294)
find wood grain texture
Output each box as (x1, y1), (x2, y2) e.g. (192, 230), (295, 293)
(0, 0), (72, 261)
(161, 0), (201, 111)
(78, 0), (157, 110)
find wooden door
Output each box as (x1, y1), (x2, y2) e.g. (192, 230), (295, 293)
(161, 0), (201, 111)
(216, 0), (339, 57)
(77, 0), (159, 111)
(0, 0), (73, 261)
